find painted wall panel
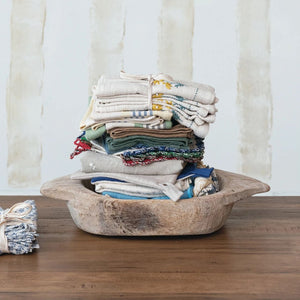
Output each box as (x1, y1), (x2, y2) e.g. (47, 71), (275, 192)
(123, 0), (160, 74)
(237, 0), (273, 182)
(0, 1), (11, 193)
(270, 0), (300, 194)
(6, 0), (46, 187)
(158, 0), (194, 81)
(89, 0), (125, 91)
(193, 0), (239, 174)
(41, 0), (89, 184)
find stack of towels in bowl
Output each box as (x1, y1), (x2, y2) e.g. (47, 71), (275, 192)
(70, 71), (219, 201)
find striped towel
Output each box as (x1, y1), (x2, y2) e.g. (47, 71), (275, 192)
(80, 72), (218, 138)
(81, 104), (172, 130)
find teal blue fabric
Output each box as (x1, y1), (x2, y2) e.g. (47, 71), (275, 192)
(102, 185), (194, 200)
(84, 126), (106, 141)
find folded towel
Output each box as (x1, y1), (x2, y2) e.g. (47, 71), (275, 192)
(102, 185), (194, 200)
(92, 181), (168, 197)
(81, 105), (172, 130)
(177, 163), (214, 180)
(0, 200), (39, 255)
(104, 135), (193, 153)
(80, 151), (185, 175)
(193, 170), (220, 196)
(91, 177), (125, 183)
(92, 94), (216, 119)
(94, 72), (217, 104)
(79, 72), (218, 138)
(87, 115), (167, 131)
(84, 114), (173, 141)
(105, 120), (172, 131)
(121, 139), (205, 166)
(82, 97), (213, 138)
(107, 124), (193, 139)
(91, 109), (172, 122)
(88, 119), (173, 131)
(92, 176), (191, 191)
(84, 126), (106, 141)
(71, 171), (183, 201)
(93, 173), (219, 200)
(122, 155), (202, 166)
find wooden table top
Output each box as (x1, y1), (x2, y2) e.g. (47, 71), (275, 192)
(0, 196), (299, 299)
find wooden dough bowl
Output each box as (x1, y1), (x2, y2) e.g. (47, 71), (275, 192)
(40, 170), (270, 236)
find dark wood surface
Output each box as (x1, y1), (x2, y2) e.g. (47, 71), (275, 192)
(0, 196), (299, 300)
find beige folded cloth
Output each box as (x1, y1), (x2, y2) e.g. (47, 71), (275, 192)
(71, 171), (183, 201)
(107, 124), (193, 139)
(81, 104), (172, 130)
(92, 177), (191, 198)
(80, 151), (186, 175)
(94, 72), (217, 105)
(79, 72), (218, 138)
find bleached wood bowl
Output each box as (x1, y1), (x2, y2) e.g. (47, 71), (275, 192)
(40, 170), (270, 236)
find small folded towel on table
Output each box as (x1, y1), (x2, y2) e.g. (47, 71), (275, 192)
(0, 200), (39, 255)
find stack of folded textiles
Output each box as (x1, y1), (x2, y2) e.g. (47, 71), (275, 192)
(70, 71), (220, 202)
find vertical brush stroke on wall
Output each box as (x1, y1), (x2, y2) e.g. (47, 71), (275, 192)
(237, 0), (273, 181)
(89, 0), (125, 93)
(158, 0), (194, 81)
(6, 0), (46, 187)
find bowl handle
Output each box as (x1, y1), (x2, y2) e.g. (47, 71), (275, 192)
(215, 169), (270, 206)
(40, 174), (100, 202)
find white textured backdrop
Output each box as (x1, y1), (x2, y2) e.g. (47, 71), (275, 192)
(0, 0), (299, 195)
